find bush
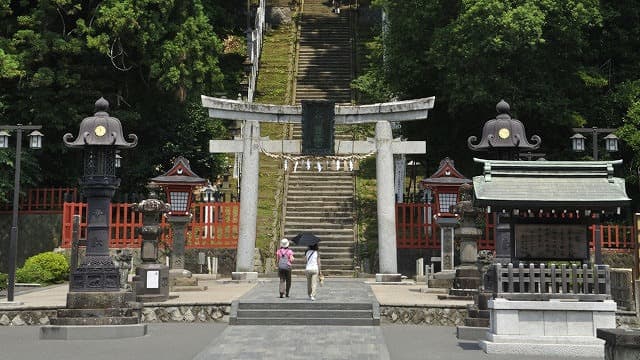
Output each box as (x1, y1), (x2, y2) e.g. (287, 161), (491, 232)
(0, 273), (7, 290)
(15, 252), (69, 285)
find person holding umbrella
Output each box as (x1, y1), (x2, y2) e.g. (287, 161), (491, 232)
(277, 238), (294, 298)
(305, 243), (322, 301)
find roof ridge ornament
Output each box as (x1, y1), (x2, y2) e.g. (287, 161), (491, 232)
(468, 100), (541, 160)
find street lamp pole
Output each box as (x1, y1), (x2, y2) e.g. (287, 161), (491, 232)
(1, 124), (42, 303)
(571, 127), (618, 160)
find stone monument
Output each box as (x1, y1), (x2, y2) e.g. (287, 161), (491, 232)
(131, 195), (171, 302)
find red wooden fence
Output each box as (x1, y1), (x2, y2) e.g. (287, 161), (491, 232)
(395, 203), (495, 250)
(396, 203), (634, 252)
(589, 224), (635, 251)
(61, 202), (240, 249)
(3, 188), (636, 253)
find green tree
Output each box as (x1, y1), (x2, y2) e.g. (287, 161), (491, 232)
(0, 1), (245, 197)
(357, 0), (608, 174)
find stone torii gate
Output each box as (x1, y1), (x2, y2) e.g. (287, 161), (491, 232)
(201, 96), (435, 282)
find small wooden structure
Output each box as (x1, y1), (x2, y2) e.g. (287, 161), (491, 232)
(472, 158), (631, 265)
(420, 157), (471, 215)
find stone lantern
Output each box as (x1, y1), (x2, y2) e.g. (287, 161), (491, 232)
(42, 97), (144, 340)
(132, 194), (171, 302)
(149, 156), (206, 286)
(63, 97), (138, 291)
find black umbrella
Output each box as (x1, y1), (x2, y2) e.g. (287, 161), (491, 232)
(290, 232), (320, 247)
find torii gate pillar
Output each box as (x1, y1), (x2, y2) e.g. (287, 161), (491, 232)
(375, 121), (400, 281)
(234, 120), (260, 279)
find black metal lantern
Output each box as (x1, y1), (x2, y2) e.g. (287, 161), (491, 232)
(570, 133), (586, 152)
(604, 133), (619, 152)
(63, 97), (138, 291)
(0, 130), (8, 148)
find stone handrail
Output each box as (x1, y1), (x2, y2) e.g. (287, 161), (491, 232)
(247, 0), (266, 103)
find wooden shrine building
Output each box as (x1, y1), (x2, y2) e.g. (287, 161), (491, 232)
(472, 158), (630, 265)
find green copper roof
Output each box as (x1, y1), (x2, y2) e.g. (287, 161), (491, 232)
(472, 158), (630, 209)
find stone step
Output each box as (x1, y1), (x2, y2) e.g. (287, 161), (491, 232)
(287, 192), (352, 197)
(467, 308), (490, 319)
(287, 186), (353, 192)
(232, 317), (376, 326)
(284, 213), (353, 220)
(50, 316), (140, 326)
(295, 89), (352, 95)
(292, 268), (354, 276)
(464, 317), (490, 328)
(285, 221), (353, 228)
(288, 174), (354, 179)
(285, 199), (353, 205)
(238, 302), (370, 310)
(285, 218), (354, 224)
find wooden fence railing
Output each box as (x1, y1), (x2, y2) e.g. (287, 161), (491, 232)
(491, 263), (611, 301)
(395, 203), (495, 249)
(395, 203), (635, 252)
(589, 224), (635, 251)
(2, 189), (636, 253)
(61, 202), (240, 249)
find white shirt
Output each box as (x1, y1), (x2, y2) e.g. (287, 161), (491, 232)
(305, 250), (318, 271)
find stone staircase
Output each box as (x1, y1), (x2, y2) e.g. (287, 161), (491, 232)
(295, 0), (352, 103)
(282, 0), (357, 276)
(230, 301), (379, 326)
(284, 170), (355, 276)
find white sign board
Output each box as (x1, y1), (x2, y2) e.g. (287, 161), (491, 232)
(146, 270), (160, 289)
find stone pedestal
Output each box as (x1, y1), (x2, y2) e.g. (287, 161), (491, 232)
(170, 268), (207, 291)
(597, 328), (640, 360)
(435, 216), (458, 272)
(41, 291), (146, 340)
(610, 268), (635, 311)
(231, 271), (259, 282)
(480, 298), (616, 357)
(494, 213), (512, 264)
(166, 214), (190, 270)
(375, 273), (402, 283)
(457, 292), (491, 341)
(135, 263), (170, 302)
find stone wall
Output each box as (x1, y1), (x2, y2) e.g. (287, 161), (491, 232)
(140, 305), (231, 323)
(379, 306), (467, 326)
(1, 304), (636, 327)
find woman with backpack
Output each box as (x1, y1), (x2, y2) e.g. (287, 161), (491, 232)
(277, 238), (294, 298)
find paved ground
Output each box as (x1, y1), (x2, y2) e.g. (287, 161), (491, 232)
(0, 276), (605, 359)
(0, 323), (602, 360)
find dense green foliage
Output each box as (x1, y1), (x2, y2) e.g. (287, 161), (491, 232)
(15, 251), (69, 285)
(0, 1), (246, 196)
(0, 272), (7, 290)
(355, 0), (640, 206)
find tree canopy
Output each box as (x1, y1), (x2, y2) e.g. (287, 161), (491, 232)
(0, 0), (246, 200)
(355, 0), (640, 205)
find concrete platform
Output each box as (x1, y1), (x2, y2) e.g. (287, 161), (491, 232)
(40, 324), (148, 340)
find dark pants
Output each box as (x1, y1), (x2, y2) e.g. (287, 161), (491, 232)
(278, 268), (291, 296)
